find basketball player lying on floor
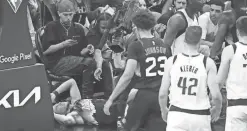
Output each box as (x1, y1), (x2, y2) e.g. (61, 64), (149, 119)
(50, 79), (98, 126)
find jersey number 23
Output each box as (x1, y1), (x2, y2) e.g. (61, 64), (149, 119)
(145, 56), (167, 77)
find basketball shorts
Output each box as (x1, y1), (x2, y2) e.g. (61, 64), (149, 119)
(225, 105), (247, 131)
(124, 89), (166, 131)
(167, 105), (211, 131)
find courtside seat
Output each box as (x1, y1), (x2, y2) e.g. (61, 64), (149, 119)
(35, 26), (104, 99)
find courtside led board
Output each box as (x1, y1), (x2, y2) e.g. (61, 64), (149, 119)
(0, 0), (54, 131)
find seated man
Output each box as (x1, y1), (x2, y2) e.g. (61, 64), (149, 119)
(42, 0), (97, 98)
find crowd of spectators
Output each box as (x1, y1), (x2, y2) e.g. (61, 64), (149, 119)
(14, 0), (246, 130)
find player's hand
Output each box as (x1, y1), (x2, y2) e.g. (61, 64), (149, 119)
(94, 68), (102, 81)
(199, 45), (210, 56)
(60, 115), (76, 125)
(50, 93), (56, 104)
(161, 111), (168, 122)
(210, 106), (221, 122)
(104, 100), (113, 115)
(67, 111), (85, 125)
(161, 107), (169, 122)
(62, 39), (78, 47)
(80, 48), (90, 55)
(154, 23), (166, 33)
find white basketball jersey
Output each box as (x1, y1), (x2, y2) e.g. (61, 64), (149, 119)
(169, 54), (210, 110)
(226, 42), (247, 99)
(172, 9), (199, 55)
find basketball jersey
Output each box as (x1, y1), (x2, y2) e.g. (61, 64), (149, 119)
(134, 38), (172, 91)
(171, 9), (199, 55)
(198, 12), (218, 41)
(226, 42), (247, 100)
(169, 54), (210, 110)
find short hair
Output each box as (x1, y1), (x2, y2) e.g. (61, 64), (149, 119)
(132, 9), (156, 30)
(185, 26), (202, 45)
(236, 16), (247, 36)
(173, 0), (188, 4)
(209, 0), (225, 10)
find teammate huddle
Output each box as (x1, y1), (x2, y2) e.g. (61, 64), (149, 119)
(102, 0), (247, 131)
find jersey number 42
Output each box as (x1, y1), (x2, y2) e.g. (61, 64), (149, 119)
(177, 77), (198, 96)
(145, 56), (167, 77)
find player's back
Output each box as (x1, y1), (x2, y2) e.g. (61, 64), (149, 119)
(227, 42), (247, 100)
(169, 53), (210, 110)
(134, 37), (172, 91)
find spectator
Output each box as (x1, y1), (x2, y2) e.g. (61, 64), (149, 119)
(86, 12), (115, 99)
(42, 0), (95, 98)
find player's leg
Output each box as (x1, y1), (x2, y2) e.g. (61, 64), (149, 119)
(166, 111), (188, 131)
(190, 114), (211, 131)
(211, 88), (227, 131)
(51, 78), (81, 104)
(127, 88), (138, 103)
(145, 90), (166, 131)
(124, 90), (150, 131)
(225, 106), (247, 131)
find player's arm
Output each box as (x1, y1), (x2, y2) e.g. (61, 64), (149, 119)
(107, 42), (139, 102)
(163, 14), (186, 47)
(108, 59), (137, 102)
(207, 58), (222, 115)
(159, 56), (173, 114)
(216, 46), (234, 89)
(93, 49), (103, 69)
(210, 13), (231, 58)
(198, 14), (214, 47)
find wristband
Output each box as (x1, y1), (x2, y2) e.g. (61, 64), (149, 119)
(52, 90), (59, 98)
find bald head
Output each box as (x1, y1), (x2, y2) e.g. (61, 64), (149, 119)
(185, 26), (202, 45)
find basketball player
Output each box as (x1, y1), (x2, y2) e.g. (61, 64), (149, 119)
(198, 0), (224, 48)
(163, 0), (210, 56)
(159, 26), (222, 131)
(104, 9), (172, 131)
(217, 16), (247, 131)
(210, 0), (247, 59)
(209, 1), (247, 130)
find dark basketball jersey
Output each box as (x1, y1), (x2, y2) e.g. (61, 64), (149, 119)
(127, 37), (172, 91)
